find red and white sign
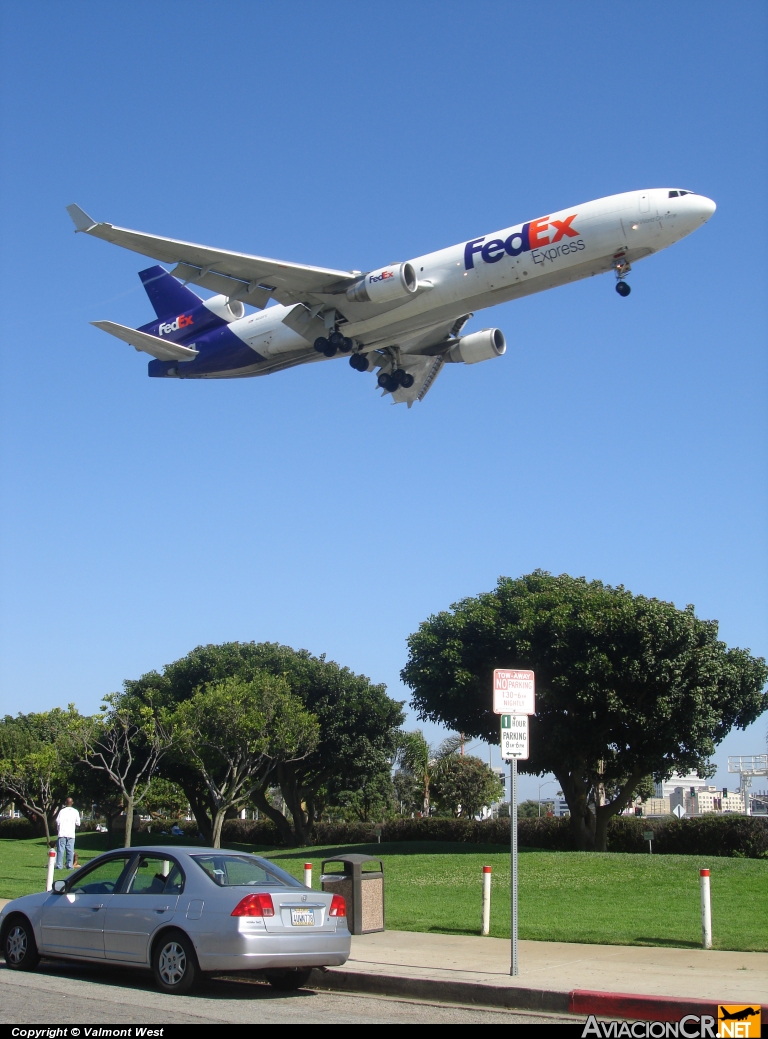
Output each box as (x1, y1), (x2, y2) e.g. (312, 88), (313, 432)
(493, 669), (535, 715)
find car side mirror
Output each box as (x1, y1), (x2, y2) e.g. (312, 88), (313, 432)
(51, 880), (67, 894)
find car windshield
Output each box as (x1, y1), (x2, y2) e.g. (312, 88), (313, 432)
(191, 854), (299, 887)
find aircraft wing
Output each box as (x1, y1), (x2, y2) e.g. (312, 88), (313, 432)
(91, 320), (199, 362)
(67, 205), (357, 309)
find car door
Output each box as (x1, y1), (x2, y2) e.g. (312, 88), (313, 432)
(40, 854), (134, 958)
(103, 854), (183, 962)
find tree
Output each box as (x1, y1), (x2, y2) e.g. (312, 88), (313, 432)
(125, 642), (404, 845)
(0, 708), (80, 842)
(402, 572), (768, 851)
(71, 692), (175, 848)
(395, 731), (464, 815)
(172, 674), (318, 848)
(431, 754), (504, 818)
(141, 778), (189, 821)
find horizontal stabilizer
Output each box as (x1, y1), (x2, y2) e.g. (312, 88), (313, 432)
(91, 320), (199, 362)
(66, 204), (98, 232)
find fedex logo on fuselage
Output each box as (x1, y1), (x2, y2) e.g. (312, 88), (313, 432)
(464, 213), (581, 269)
(158, 314), (194, 336)
(369, 270), (394, 283)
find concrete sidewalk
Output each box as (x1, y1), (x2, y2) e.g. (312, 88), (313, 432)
(310, 930), (768, 1019)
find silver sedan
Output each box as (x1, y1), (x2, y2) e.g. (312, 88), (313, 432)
(0, 845), (350, 994)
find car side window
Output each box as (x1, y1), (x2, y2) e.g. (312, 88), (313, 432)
(69, 856), (132, 895)
(125, 855), (185, 895)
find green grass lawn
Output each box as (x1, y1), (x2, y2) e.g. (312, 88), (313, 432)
(2, 835), (765, 953)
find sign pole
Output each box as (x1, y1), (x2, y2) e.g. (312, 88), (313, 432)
(493, 669), (533, 982)
(510, 757), (518, 976)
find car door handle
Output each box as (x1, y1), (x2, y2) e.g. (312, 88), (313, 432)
(89, 905), (103, 911)
(155, 906), (170, 913)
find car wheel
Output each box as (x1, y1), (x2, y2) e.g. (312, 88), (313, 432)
(2, 916), (40, 972)
(265, 968), (313, 991)
(151, 929), (200, 994)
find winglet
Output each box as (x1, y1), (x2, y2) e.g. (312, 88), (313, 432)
(66, 204), (98, 232)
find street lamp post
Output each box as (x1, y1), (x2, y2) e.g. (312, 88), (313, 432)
(538, 780), (558, 818)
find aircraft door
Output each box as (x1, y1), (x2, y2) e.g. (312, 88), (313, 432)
(639, 192), (651, 213)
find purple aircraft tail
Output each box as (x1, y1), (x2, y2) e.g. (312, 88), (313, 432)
(139, 265), (203, 319)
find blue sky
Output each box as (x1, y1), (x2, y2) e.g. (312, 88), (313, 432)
(1, 1), (766, 802)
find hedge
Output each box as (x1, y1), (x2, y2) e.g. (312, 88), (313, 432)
(0, 817), (101, 839)
(219, 814), (768, 858)
(2, 812), (765, 858)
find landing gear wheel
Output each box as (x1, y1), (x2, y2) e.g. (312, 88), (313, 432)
(616, 281), (631, 297)
(350, 354), (367, 371)
(265, 968), (313, 992)
(1, 916), (40, 972)
(383, 374), (400, 392)
(400, 373), (415, 389)
(328, 331), (345, 348)
(314, 336), (329, 353)
(377, 371), (391, 389)
(338, 337), (353, 352)
(151, 930), (200, 995)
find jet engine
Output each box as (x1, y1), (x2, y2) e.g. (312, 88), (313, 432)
(447, 328), (506, 364)
(204, 294), (245, 322)
(346, 263), (418, 304)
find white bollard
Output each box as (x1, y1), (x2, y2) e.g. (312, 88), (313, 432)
(304, 862), (312, 888)
(481, 865), (492, 936)
(46, 848), (56, 891)
(700, 868), (712, 949)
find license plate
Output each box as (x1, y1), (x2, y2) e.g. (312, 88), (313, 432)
(291, 909), (315, 926)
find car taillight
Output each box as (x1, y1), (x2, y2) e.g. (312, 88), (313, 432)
(231, 892), (275, 917)
(329, 894), (346, 917)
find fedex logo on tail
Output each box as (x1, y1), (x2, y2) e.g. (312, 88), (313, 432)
(464, 213), (582, 269)
(158, 314), (194, 336)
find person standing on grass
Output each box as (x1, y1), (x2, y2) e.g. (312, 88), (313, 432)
(55, 797), (81, 870)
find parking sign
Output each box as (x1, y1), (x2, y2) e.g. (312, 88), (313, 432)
(500, 714), (529, 760)
(493, 669), (535, 715)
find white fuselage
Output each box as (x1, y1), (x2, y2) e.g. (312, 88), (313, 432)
(195, 187), (715, 376)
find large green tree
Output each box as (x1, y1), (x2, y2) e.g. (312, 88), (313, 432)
(172, 674), (318, 847)
(401, 572), (768, 851)
(126, 642), (404, 845)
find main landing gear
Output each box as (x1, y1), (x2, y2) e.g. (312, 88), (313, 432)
(616, 280), (631, 297)
(377, 368), (414, 393)
(349, 353), (369, 372)
(314, 331), (353, 357)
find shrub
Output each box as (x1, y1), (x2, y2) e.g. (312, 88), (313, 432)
(0, 817), (35, 839)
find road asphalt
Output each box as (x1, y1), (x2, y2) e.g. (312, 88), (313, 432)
(0, 960), (573, 1025)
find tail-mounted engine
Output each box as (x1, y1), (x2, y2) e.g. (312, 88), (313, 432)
(447, 328), (506, 364)
(346, 263), (418, 304)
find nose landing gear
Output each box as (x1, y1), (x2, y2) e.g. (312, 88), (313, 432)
(613, 254), (632, 297)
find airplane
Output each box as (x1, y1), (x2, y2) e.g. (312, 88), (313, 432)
(67, 188), (715, 407)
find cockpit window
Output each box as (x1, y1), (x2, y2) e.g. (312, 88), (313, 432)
(669, 190), (679, 198)
(669, 189), (693, 198)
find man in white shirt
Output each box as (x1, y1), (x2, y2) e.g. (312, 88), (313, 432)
(55, 797), (81, 870)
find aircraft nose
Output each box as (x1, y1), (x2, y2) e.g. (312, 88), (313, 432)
(696, 195), (716, 222)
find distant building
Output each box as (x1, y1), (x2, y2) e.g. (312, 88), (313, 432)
(553, 797), (570, 818)
(654, 773), (711, 799)
(671, 785), (746, 816)
(634, 796), (670, 817)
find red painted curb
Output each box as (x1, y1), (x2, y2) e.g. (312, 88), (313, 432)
(570, 990), (768, 1023)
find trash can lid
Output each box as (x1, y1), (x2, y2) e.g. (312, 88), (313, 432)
(321, 852), (384, 873)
